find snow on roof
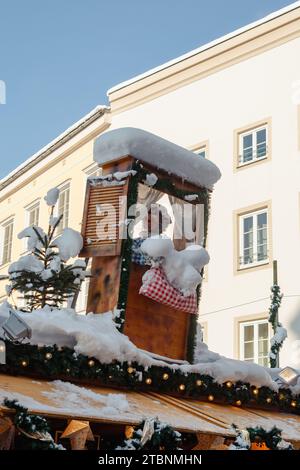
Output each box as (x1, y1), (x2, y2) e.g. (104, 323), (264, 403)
(2, 374), (300, 439)
(108, 1), (300, 95)
(0, 304), (276, 389)
(94, 127), (221, 190)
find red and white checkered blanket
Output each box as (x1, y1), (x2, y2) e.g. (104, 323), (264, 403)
(139, 267), (198, 314)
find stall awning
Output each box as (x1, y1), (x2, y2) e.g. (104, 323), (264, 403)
(1, 374), (300, 442)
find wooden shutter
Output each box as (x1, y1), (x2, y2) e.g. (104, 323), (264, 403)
(80, 179), (128, 257)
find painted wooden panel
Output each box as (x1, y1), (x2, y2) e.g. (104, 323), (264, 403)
(124, 263), (191, 360)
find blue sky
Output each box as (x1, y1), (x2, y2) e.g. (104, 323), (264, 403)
(0, 0), (295, 178)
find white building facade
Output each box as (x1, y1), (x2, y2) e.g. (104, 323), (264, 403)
(1, 3), (300, 368)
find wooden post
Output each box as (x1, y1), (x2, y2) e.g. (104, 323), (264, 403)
(273, 260), (278, 285)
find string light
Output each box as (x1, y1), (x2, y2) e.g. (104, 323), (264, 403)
(179, 384), (185, 391)
(226, 381), (232, 388)
(291, 401), (297, 408)
(127, 366), (135, 374)
(162, 373), (169, 381)
(88, 360), (95, 367)
(21, 360), (28, 367)
(253, 388), (259, 396)
(279, 393), (285, 400)
(208, 395), (214, 402)
(145, 378), (152, 385)
(235, 400), (242, 406)
(45, 353), (52, 360)
(196, 380), (203, 386)
(266, 397), (272, 404)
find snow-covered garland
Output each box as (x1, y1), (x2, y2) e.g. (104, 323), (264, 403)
(230, 424), (293, 450)
(116, 418), (182, 451)
(268, 283), (286, 368)
(3, 399), (64, 450)
(114, 161), (211, 363)
(1, 339), (300, 415)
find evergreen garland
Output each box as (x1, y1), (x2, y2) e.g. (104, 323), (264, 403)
(268, 283), (285, 368)
(1, 340), (300, 415)
(115, 162), (140, 329)
(3, 399), (64, 450)
(231, 424), (294, 450)
(116, 419), (182, 450)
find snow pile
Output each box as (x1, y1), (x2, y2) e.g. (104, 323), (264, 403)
(42, 380), (129, 415)
(269, 326), (287, 360)
(113, 170), (137, 180)
(53, 228), (83, 261)
(184, 194), (198, 202)
(0, 380), (130, 419)
(145, 173), (158, 187)
(141, 237), (209, 295)
(44, 187), (59, 206)
(94, 128), (221, 190)
(8, 254), (44, 275)
(183, 345), (276, 389)
(18, 226), (46, 251)
(0, 303), (277, 389)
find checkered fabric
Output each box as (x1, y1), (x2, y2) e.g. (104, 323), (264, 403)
(131, 238), (151, 266)
(139, 267), (198, 314)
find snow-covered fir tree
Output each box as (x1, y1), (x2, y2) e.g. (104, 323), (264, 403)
(6, 188), (87, 311)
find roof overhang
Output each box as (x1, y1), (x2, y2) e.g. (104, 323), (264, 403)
(1, 374), (300, 442)
(107, 3), (300, 113)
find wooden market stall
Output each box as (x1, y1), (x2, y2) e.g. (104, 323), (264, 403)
(80, 127), (221, 362)
(1, 374), (300, 450)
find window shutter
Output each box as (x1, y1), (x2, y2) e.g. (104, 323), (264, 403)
(81, 179), (128, 257)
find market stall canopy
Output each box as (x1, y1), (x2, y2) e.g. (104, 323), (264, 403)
(93, 127), (221, 190)
(1, 374), (300, 443)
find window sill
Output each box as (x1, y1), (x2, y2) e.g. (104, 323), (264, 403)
(236, 155), (269, 170)
(236, 259), (270, 273)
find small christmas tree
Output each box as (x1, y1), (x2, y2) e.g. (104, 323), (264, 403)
(7, 188), (87, 311)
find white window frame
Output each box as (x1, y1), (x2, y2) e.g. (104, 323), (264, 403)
(239, 319), (270, 366)
(56, 182), (70, 234)
(238, 125), (268, 166)
(1, 218), (14, 266)
(84, 162), (102, 179)
(239, 209), (268, 269)
(194, 146), (207, 159)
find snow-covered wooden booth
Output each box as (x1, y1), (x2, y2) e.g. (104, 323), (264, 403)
(80, 128), (221, 362)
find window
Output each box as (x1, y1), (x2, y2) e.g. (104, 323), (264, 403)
(27, 202), (40, 227)
(57, 183), (70, 234)
(84, 163), (102, 179)
(197, 148), (206, 158)
(239, 209), (268, 268)
(193, 145), (207, 159)
(23, 202), (40, 252)
(240, 319), (270, 366)
(238, 125), (268, 165)
(1, 219), (14, 265)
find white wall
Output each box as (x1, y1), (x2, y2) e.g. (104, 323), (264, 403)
(109, 37), (300, 367)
